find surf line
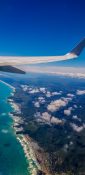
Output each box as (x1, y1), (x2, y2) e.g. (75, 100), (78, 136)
(0, 80), (15, 91)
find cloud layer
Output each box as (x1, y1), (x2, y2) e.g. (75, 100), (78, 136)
(76, 90), (85, 95)
(21, 66), (85, 79)
(47, 97), (72, 112)
(34, 112), (63, 125)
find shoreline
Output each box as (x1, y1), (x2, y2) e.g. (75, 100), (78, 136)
(5, 82), (51, 175)
(0, 80), (15, 91)
(9, 102), (51, 175)
(17, 134), (41, 175)
(8, 92), (42, 175)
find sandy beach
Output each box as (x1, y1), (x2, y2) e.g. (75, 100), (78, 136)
(17, 135), (41, 175)
(10, 111), (51, 175)
(6, 84), (51, 175)
(8, 93), (42, 175)
(0, 80), (52, 175)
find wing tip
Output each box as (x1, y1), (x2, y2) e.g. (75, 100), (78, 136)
(70, 37), (85, 56)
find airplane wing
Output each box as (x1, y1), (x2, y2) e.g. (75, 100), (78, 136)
(0, 65), (25, 74)
(0, 38), (85, 74)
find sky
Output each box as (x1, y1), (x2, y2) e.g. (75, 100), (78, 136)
(0, 0), (85, 67)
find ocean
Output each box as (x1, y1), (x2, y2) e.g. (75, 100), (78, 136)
(0, 81), (29, 175)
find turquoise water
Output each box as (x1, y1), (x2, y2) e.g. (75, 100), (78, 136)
(0, 82), (29, 175)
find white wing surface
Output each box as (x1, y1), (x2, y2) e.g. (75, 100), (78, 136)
(0, 38), (85, 74)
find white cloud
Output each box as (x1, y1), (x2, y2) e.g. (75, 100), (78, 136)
(39, 87), (46, 94)
(35, 112), (51, 124)
(67, 93), (75, 97)
(34, 101), (40, 108)
(73, 104), (77, 108)
(34, 112), (64, 125)
(64, 109), (71, 116)
(34, 112), (41, 118)
(38, 97), (45, 104)
(47, 97), (72, 112)
(46, 91), (51, 97)
(33, 97), (45, 108)
(46, 91), (62, 98)
(70, 123), (85, 132)
(38, 97), (44, 100)
(72, 115), (78, 119)
(28, 87), (40, 94)
(40, 112), (51, 123)
(64, 107), (73, 116)
(63, 144), (69, 151)
(21, 85), (29, 91)
(51, 116), (63, 125)
(22, 66), (85, 79)
(61, 97), (72, 102)
(47, 99), (66, 112)
(52, 91), (62, 96)
(69, 141), (73, 146)
(72, 115), (81, 122)
(28, 87), (33, 91)
(76, 90), (85, 95)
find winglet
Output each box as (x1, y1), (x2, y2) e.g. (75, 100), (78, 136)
(70, 38), (85, 56)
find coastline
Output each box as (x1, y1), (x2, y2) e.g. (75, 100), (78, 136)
(0, 80), (40, 175)
(0, 81), (30, 175)
(17, 135), (41, 175)
(9, 101), (51, 175)
(2, 81), (51, 175)
(8, 94), (42, 175)
(0, 80), (16, 91)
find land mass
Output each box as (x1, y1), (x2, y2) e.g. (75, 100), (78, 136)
(3, 74), (85, 175)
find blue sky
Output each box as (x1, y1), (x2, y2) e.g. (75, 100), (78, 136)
(0, 0), (85, 67)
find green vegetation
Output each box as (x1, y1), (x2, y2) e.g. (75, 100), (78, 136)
(8, 76), (85, 175)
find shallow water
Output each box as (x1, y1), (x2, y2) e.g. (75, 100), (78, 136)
(0, 82), (29, 175)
